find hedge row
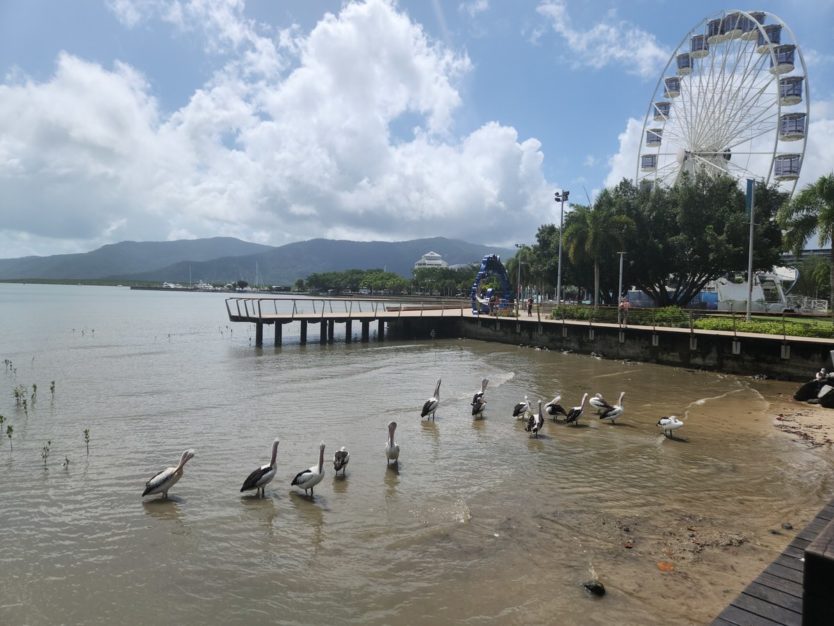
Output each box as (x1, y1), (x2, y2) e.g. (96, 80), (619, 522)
(549, 306), (834, 338)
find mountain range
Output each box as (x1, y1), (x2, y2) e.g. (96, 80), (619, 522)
(0, 237), (514, 285)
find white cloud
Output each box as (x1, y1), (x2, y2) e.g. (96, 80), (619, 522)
(603, 117), (641, 188)
(0, 0), (556, 258)
(459, 0), (489, 18)
(536, 0), (669, 79)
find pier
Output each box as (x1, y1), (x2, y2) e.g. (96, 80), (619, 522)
(712, 497), (834, 626)
(225, 297), (834, 380)
(225, 296), (471, 346)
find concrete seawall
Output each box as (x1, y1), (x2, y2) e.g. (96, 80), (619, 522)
(387, 315), (834, 381)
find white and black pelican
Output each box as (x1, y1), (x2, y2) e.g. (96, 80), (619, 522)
(240, 438), (279, 498)
(385, 421), (400, 465)
(472, 378), (489, 405)
(512, 395), (530, 420)
(657, 416), (684, 438)
(525, 400), (545, 438)
(599, 392), (625, 424)
(333, 446), (350, 475)
(545, 394), (566, 421)
(588, 393), (608, 415)
(421, 379), (441, 420)
(142, 449), (195, 499)
(291, 442), (326, 497)
(564, 393), (589, 426)
(472, 396), (487, 419)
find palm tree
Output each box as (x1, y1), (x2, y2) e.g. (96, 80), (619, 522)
(778, 174), (834, 316)
(564, 201), (634, 307)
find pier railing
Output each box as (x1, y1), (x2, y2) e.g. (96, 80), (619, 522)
(225, 296), (471, 321)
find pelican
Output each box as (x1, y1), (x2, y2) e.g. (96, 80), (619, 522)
(472, 396), (487, 419)
(291, 442), (326, 497)
(599, 392), (626, 423)
(142, 449), (195, 499)
(564, 393), (589, 426)
(240, 438), (279, 498)
(512, 395), (530, 420)
(588, 393), (608, 415)
(421, 379), (441, 420)
(545, 394), (566, 421)
(333, 446), (350, 475)
(525, 400), (545, 438)
(657, 416), (684, 438)
(385, 421), (400, 465)
(471, 378), (489, 405)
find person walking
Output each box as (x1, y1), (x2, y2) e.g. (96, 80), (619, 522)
(527, 297), (533, 317)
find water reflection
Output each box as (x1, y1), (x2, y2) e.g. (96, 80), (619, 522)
(289, 491), (325, 550)
(143, 497), (184, 522)
(332, 473), (349, 494)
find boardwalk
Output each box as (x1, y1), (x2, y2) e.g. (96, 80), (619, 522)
(712, 498), (834, 626)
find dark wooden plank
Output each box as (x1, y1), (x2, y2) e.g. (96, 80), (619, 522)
(731, 592), (801, 626)
(755, 571), (803, 599)
(714, 604), (784, 626)
(774, 553), (805, 572)
(712, 618), (737, 626)
(744, 581), (803, 614)
(782, 544), (805, 559)
(763, 562), (803, 585)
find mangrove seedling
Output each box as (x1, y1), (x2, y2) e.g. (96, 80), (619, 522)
(50, 381), (55, 398)
(83, 428), (90, 455)
(21, 398), (28, 417)
(41, 440), (51, 467)
(6, 425), (13, 451)
(31, 383), (37, 403)
(0, 414), (4, 430)
(63, 456), (71, 469)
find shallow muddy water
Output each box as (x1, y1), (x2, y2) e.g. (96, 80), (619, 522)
(0, 284), (831, 625)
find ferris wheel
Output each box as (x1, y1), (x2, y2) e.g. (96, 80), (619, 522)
(636, 10), (809, 195)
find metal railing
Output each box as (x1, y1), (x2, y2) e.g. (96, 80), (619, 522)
(225, 296), (470, 321)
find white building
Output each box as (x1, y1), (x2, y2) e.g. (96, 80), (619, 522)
(414, 251), (449, 269)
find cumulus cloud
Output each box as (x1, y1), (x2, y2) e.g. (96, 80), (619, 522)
(536, 0), (669, 79)
(0, 0), (556, 258)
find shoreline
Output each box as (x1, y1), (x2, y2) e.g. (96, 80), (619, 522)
(772, 396), (834, 448)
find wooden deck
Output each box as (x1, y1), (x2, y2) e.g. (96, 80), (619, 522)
(711, 499), (834, 626)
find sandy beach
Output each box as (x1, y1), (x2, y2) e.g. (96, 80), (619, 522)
(772, 396), (834, 448)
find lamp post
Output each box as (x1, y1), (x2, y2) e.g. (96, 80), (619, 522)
(554, 190), (569, 305)
(617, 251), (626, 325)
(514, 244), (526, 317)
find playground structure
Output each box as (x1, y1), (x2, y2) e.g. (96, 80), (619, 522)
(469, 254), (513, 314)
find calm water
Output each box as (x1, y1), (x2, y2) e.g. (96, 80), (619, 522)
(0, 284), (831, 625)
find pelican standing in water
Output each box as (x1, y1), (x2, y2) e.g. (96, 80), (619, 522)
(599, 392), (625, 423)
(472, 378), (489, 405)
(545, 394), (566, 421)
(512, 395), (530, 420)
(333, 446), (350, 476)
(240, 438), (280, 498)
(564, 393), (589, 426)
(142, 449), (195, 499)
(657, 416), (684, 438)
(421, 379), (441, 420)
(589, 393), (608, 415)
(291, 442), (326, 497)
(525, 400), (545, 438)
(385, 421), (400, 465)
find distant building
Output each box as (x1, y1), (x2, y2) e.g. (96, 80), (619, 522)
(414, 251), (449, 269)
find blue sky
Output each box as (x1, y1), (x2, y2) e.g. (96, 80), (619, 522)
(1, 0), (832, 258)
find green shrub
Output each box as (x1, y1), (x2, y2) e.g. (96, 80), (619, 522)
(693, 317), (834, 338)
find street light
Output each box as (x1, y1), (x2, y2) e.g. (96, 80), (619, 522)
(554, 190), (569, 305)
(514, 243), (527, 317)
